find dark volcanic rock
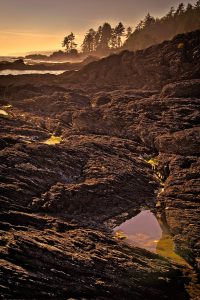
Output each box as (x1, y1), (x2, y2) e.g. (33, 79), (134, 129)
(155, 127), (200, 156)
(61, 31), (200, 89)
(0, 31), (200, 299)
(160, 80), (200, 98)
(0, 212), (187, 300)
(156, 154), (200, 269)
(0, 111), (156, 221)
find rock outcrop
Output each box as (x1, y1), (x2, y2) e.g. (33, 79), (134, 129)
(0, 58), (94, 72)
(0, 31), (200, 299)
(62, 30), (200, 89)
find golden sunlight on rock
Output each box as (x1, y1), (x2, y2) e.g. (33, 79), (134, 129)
(43, 135), (63, 145)
(0, 109), (8, 116)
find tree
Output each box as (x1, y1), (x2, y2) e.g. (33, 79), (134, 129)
(144, 13), (155, 27)
(62, 32), (77, 52)
(115, 22), (125, 48)
(110, 28), (117, 49)
(195, 0), (200, 8)
(82, 29), (96, 53)
(186, 3), (193, 11)
(126, 26), (133, 39)
(94, 27), (101, 50)
(99, 22), (112, 51)
(165, 7), (175, 19)
(135, 20), (144, 32)
(175, 3), (185, 16)
(62, 36), (70, 52)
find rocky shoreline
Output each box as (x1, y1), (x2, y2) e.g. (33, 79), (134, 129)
(0, 56), (98, 72)
(0, 31), (200, 299)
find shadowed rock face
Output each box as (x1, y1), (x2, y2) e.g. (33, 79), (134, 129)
(0, 211), (187, 300)
(61, 30), (200, 89)
(0, 31), (200, 299)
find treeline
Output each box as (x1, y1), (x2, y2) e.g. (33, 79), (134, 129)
(62, 22), (132, 56)
(81, 23), (132, 54)
(61, 1), (200, 57)
(124, 1), (200, 50)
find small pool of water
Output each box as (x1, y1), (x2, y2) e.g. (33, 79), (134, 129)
(114, 210), (188, 265)
(114, 210), (162, 252)
(114, 210), (200, 298)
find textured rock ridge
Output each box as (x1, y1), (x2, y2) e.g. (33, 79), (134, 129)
(0, 31), (200, 299)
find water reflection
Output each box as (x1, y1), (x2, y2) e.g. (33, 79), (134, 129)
(156, 233), (187, 265)
(114, 210), (162, 252)
(0, 70), (65, 76)
(114, 209), (187, 265)
(114, 210), (200, 297)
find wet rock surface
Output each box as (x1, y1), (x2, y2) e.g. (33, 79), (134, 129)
(0, 31), (200, 299)
(1, 210), (188, 300)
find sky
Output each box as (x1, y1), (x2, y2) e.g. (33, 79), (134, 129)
(0, 0), (197, 56)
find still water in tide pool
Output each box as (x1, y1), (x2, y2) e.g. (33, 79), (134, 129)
(114, 210), (162, 252)
(114, 210), (200, 298)
(114, 210), (187, 265)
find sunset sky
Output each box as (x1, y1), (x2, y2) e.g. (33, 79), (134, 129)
(0, 0), (197, 56)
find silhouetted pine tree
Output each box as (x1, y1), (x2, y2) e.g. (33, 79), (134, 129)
(82, 29), (96, 53)
(99, 23), (112, 52)
(126, 27), (133, 38)
(62, 33), (77, 52)
(114, 22), (125, 48)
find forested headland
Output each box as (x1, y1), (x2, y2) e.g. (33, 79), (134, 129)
(60, 1), (200, 58)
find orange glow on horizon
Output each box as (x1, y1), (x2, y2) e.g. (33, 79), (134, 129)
(0, 31), (84, 56)
(0, 0), (197, 56)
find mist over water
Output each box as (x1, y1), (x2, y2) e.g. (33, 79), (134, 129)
(0, 70), (65, 75)
(0, 57), (17, 63)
